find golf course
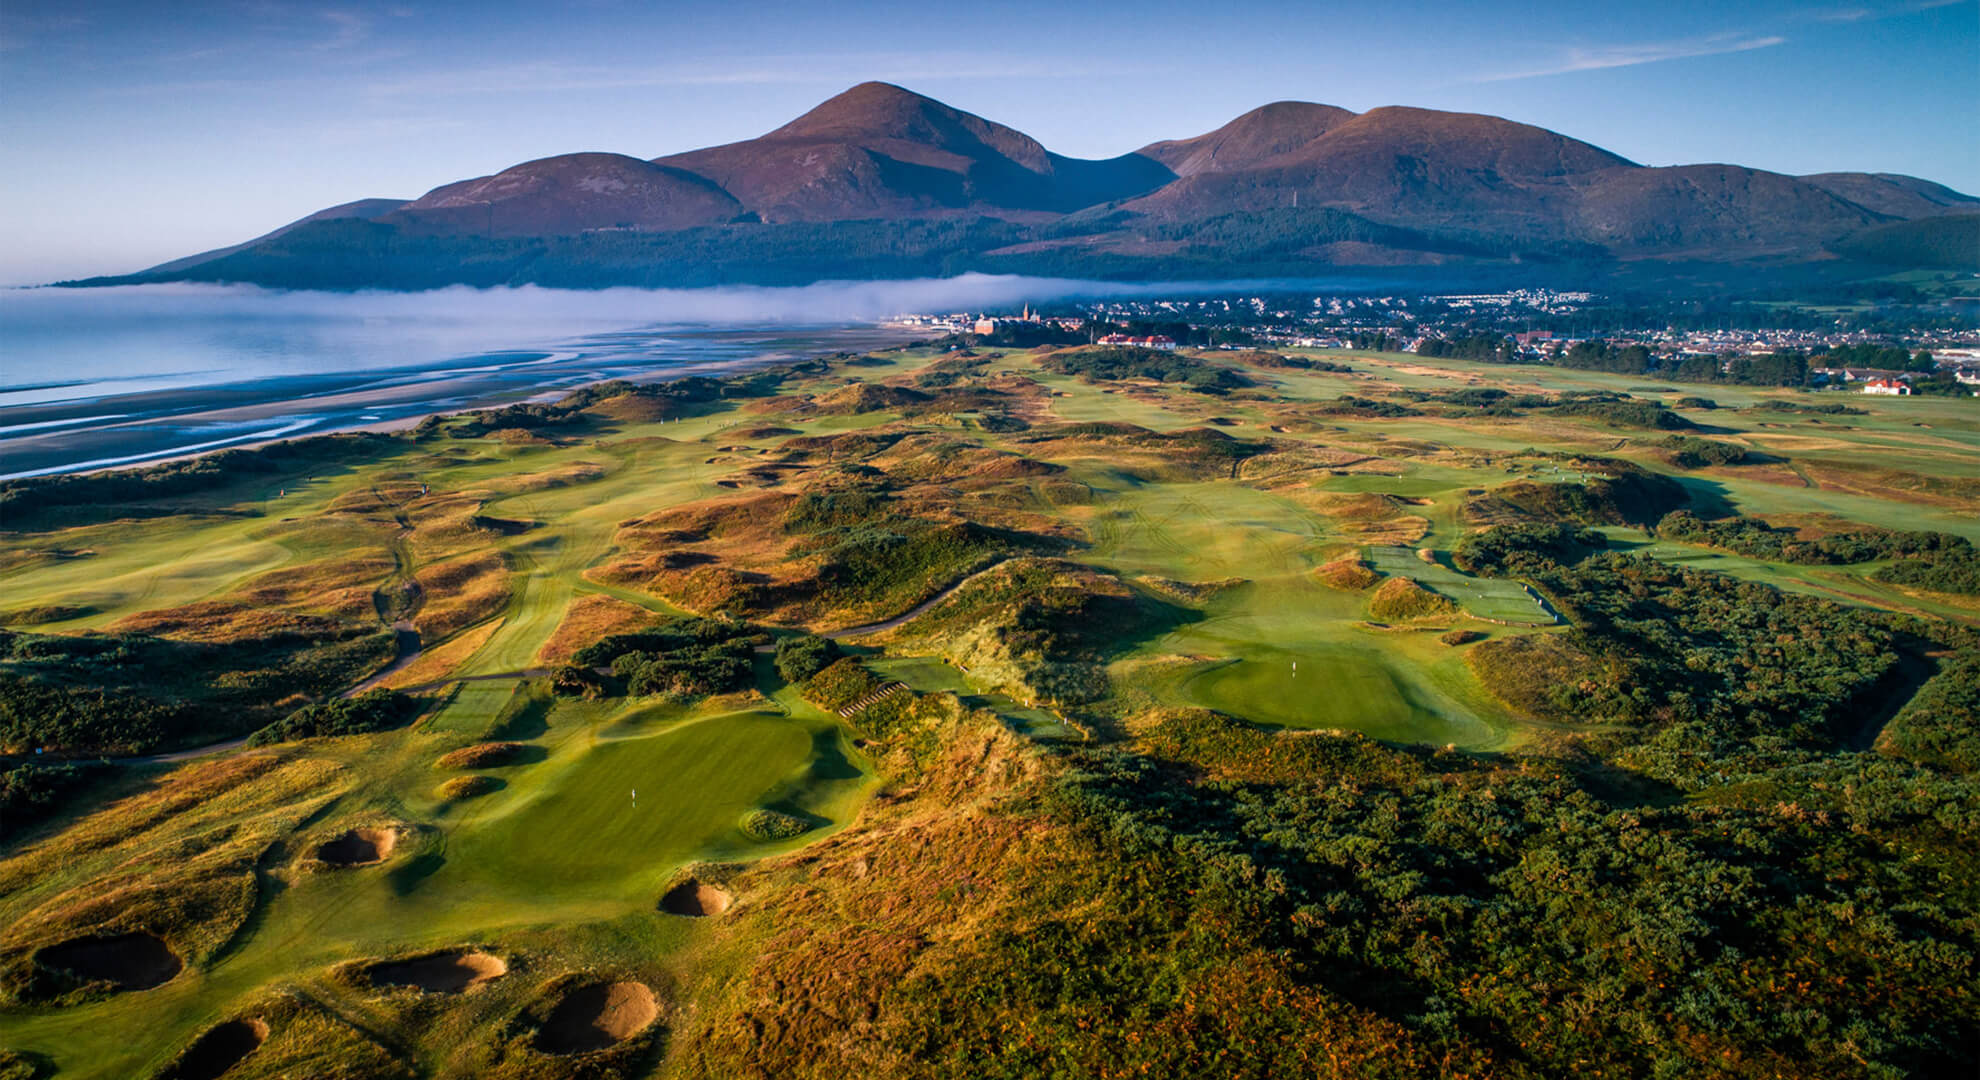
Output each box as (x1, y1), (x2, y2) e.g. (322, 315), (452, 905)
(2, 337), (1977, 1079)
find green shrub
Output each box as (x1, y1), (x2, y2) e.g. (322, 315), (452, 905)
(740, 809), (812, 841)
(247, 690), (416, 747)
(1039, 347), (1247, 393)
(1659, 435), (1747, 467)
(563, 618), (764, 701)
(0, 761), (107, 842)
(1547, 398), (1692, 430)
(802, 658), (884, 713)
(774, 635), (841, 684)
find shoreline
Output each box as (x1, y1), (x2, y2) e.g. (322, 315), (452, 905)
(0, 325), (917, 481)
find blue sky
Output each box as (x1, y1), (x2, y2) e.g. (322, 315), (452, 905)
(1, 0), (1973, 283)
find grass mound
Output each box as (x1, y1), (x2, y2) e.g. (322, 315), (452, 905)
(660, 880), (732, 917)
(0, 604), (96, 627)
(315, 828), (396, 868)
(1440, 629), (1485, 646)
(740, 809), (811, 842)
(363, 949), (507, 994)
(1315, 557), (1380, 591)
(435, 741), (528, 769)
(893, 557), (1189, 706)
(439, 775), (502, 801)
(157, 1018), (266, 1080)
(810, 382), (930, 414)
(534, 981), (658, 1054)
(1366, 578), (1458, 622)
(34, 932), (180, 992)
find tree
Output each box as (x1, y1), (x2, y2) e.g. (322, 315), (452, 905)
(774, 635), (842, 684)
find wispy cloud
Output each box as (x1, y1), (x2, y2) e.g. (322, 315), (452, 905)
(1809, 0), (1968, 23)
(356, 53), (1136, 101)
(1469, 32), (1787, 83)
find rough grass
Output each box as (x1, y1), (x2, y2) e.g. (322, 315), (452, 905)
(1367, 577), (1459, 622)
(1468, 633), (1607, 722)
(160, 991), (413, 1080)
(535, 593), (664, 664)
(435, 742), (529, 770)
(411, 550), (513, 641)
(0, 753), (348, 1004)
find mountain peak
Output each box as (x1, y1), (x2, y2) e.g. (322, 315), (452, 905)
(769, 81), (1023, 149)
(1139, 101), (1358, 177)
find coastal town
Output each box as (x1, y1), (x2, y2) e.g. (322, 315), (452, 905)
(895, 283), (1980, 394)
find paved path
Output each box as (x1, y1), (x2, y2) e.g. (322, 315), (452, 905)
(114, 735), (256, 766)
(827, 557), (1013, 639)
(343, 620), (421, 697)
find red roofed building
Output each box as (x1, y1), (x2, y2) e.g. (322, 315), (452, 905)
(1862, 378), (1912, 396)
(1098, 333), (1178, 351)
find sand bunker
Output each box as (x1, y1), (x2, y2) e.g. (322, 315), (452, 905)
(365, 950), (508, 994)
(316, 828), (397, 867)
(160, 1018), (267, 1080)
(36, 932), (182, 991)
(660, 880), (732, 917)
(536, 981), (658, 1054)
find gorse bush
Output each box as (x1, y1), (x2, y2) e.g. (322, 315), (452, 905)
(773, 635), (841, 684)
(248, 690), (417, 747)
(1658, 434), (1748, 467)
(740, 809), (812, 841)
(0, 762), (106, 842)
(1657, 511), (1979, 594)
(565, 618), (764, 701)
(0, 628), (393, 755)
(1039, 347), (1248, 393)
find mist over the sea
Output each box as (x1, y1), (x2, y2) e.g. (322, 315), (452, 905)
(0, 275), (1344, 404)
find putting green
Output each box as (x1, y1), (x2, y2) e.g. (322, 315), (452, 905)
(449, 708), (863, 901)
(1131, 576), (1511, 748)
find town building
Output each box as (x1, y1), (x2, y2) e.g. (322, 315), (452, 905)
(1098, 333), (1178, 351)
(1862, 378), (1912, 396)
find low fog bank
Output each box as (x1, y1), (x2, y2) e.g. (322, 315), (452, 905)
(1, 273), (1402, 333)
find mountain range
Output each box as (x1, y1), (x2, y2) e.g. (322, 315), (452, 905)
(82, 82), (1980, 291)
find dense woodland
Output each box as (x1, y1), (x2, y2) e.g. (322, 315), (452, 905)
(0, 627), (392, 756)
